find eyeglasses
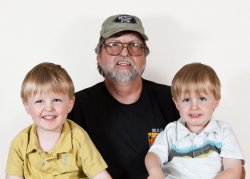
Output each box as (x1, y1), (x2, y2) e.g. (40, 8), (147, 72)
(102, 42), (145, 56)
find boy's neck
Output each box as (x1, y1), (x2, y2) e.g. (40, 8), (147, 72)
(185, 121), (210, 134)
(36, 128), (62, 152)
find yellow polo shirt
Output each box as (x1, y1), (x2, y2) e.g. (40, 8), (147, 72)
(6, 119), (107, 179)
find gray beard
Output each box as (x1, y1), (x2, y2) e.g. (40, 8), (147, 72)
(98, 57), (145, 83)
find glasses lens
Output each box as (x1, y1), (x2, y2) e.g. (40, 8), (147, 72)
(104, 43), (122, 56)
(104, 42), (144, 56)
(128, 43), (144, 56)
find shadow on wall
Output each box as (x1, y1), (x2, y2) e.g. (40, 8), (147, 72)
(60, 17), (105, 89)
(141, 16), (203, 84)
(217, 69), (249, 179)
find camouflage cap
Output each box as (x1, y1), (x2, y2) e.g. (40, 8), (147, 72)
(100, 14), (148, 40)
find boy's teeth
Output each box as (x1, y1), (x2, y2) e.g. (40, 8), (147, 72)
(43, 115), (56, 120)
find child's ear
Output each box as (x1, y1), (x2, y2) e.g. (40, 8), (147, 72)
(22, 100), (31, 114)
(214, 99), (220, 110)
(172, 97), (179, 110)
(67, 96), (75, 113)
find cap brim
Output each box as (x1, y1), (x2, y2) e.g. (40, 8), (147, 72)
(102, 29), (148, 41)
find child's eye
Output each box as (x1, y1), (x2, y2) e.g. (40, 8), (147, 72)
(35, 100), (43, 103)
(182, 98), (190, 102)
(199, 97), (207, 101)
(53, 98), (62, 102)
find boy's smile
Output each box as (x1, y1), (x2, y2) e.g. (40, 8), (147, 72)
(23, 92), (74, 133)
(174, 91), (219, 134)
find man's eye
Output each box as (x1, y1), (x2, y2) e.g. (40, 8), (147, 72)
(130, 43), (139, 47)
(108, 42), (121, 47)
(129, 43), (143, 48)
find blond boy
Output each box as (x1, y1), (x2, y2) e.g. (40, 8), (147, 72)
(145, 62), (244, 179)
(6, 62), (112, 179)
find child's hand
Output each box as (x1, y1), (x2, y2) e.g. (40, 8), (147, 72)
(147, 174), (164, 179)
(145, 152), (165, 179)
(147, 168), (165, 179)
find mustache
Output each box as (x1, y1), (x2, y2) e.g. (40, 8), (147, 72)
(114, 56), (134, 65)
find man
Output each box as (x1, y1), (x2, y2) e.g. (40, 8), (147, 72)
(68, 14), (180, 179)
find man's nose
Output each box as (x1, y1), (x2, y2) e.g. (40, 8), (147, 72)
(120, 45), (130, 57)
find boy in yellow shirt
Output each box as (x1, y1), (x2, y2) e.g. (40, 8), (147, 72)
(6, 62), (112, 179)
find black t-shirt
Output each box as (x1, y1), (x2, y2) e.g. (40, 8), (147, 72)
(68, 79), (179, 179)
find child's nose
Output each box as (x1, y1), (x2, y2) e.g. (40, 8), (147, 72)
(191, 102), (199, 110)
(44, 103), (54, 111)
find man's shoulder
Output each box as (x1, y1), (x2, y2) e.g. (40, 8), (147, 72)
(143, 79), (171, 90)
(143, 79), (172, 97)
(75, 81), (104, 97)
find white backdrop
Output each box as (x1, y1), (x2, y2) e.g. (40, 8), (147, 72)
(0, 0), (249, 178)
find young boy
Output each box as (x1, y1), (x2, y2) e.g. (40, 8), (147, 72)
(5, 62), (112, 179)
(145, 62), (244, 179)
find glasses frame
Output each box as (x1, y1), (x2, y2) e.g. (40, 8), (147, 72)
(102, 42), (146, 56)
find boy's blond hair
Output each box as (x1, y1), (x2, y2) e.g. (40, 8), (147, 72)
(21, 62), (75, 102)
(171, 62), (221, 100)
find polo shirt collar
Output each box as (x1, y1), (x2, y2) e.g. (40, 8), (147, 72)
(53, 120), (72, 153)
(26, 120), (73, 154)
(176, 118), (221, 141)
(26, 124), (40, 154)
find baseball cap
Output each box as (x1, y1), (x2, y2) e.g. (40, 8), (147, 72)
(100, 14), (148, 40)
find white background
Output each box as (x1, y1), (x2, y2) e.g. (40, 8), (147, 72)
(0, 0), (249, 178)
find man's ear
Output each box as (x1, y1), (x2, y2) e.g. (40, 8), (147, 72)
(97, 53), (101, 63)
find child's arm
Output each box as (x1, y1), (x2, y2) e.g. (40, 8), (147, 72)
(5, 175), (24, 179)
(91, 169), (112, 179)
(145, 152), (164, 179)
(215, 158), (242, 179)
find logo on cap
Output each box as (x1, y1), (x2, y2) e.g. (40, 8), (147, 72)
(113, 15), (136, 24)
